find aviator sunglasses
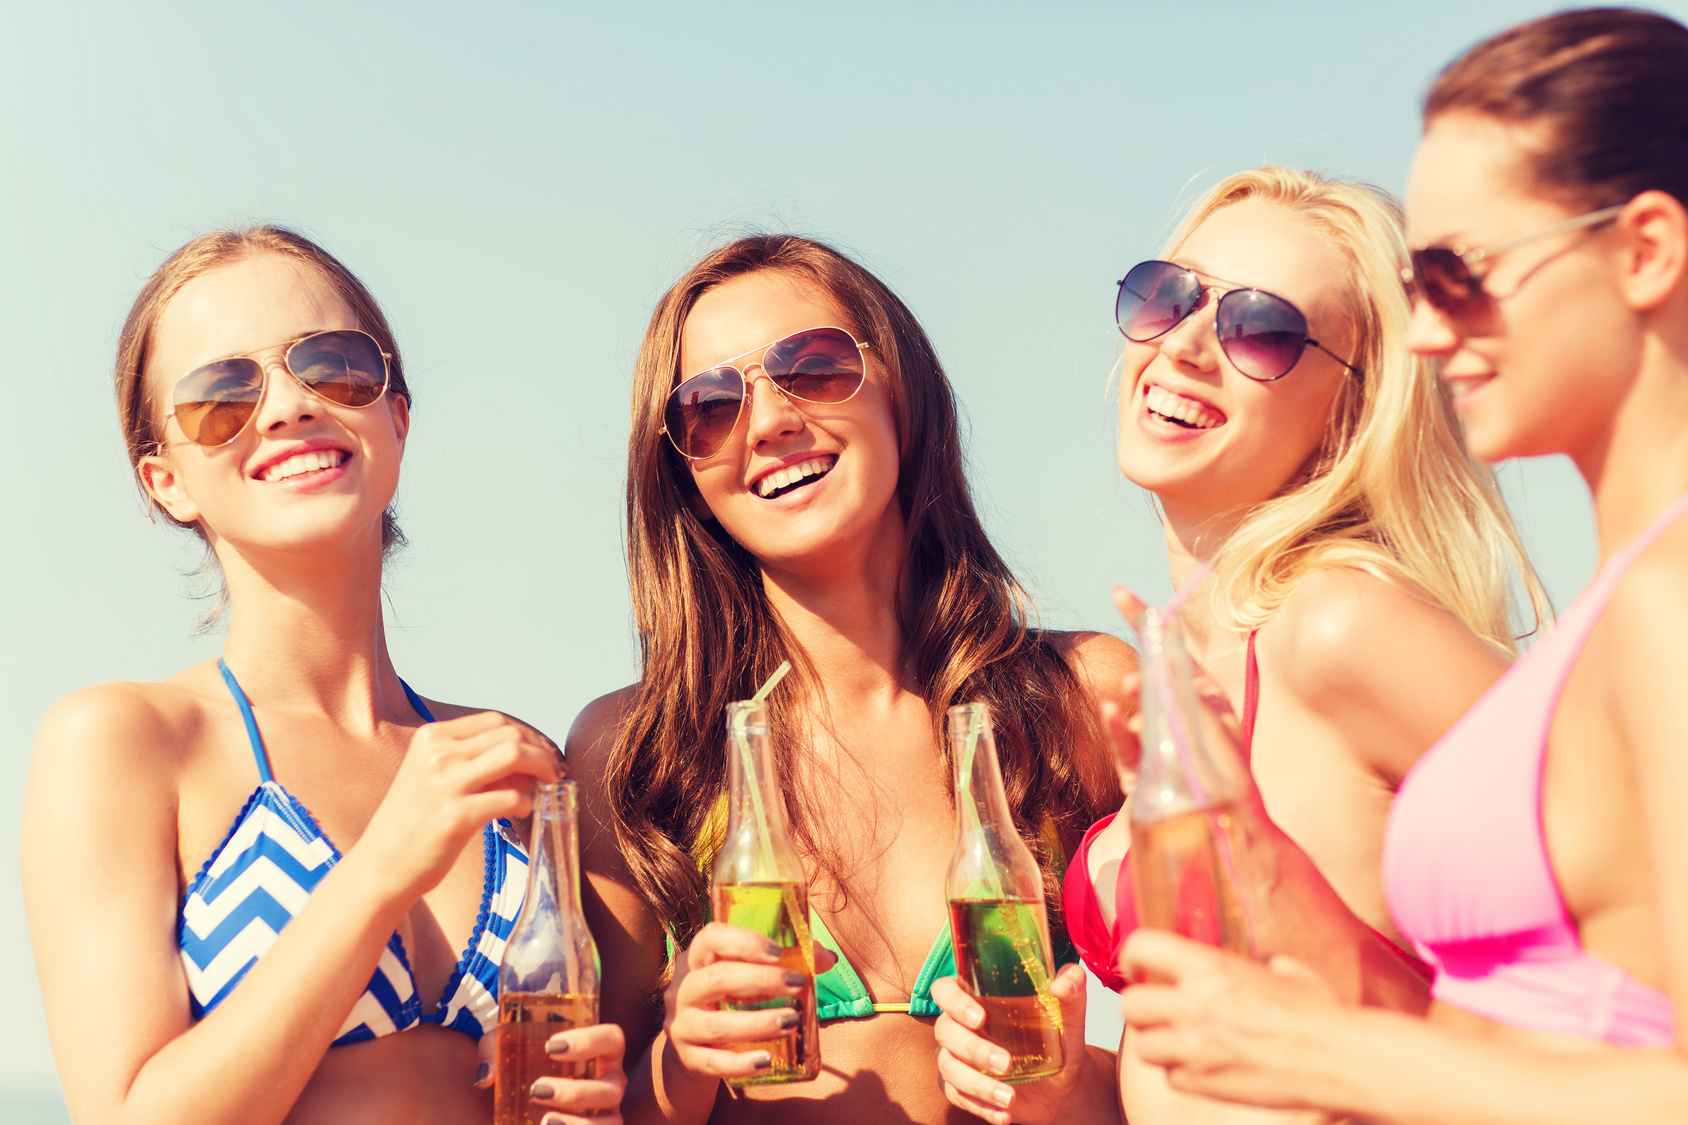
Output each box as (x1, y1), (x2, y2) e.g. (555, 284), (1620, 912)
(165, 328), (393, 447)
(1404, 205), (1624, 337)
(661, 326), (870, 460)
(1116, 260), (1362, 382)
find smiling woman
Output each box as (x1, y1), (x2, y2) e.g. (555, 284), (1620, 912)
(565, 233), (1133, 1125)
(19, 226), (621, 1125)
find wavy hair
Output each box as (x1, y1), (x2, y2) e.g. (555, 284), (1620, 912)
(1157, 168), (1547, 651)
(607, 234), (1109, 955)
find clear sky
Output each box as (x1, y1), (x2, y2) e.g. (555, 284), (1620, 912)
(6, 0), (1681, 1113)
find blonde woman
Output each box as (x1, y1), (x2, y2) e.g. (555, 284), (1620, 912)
(932, 168), (1545, 1125)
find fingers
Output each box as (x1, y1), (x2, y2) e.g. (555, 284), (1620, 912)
(1119, 928), (1213, 989)
(544, 1021), (625, 1064)
(1100, 698), (1141, 789)
(684, 922), (788, 971)
(677, 961), (808, 1013)
(937, 1043), (1015, 1125)
(528, 1072), (626, 1114)
(474, 1026), (497, 1088)
(931, 977), (1016, 1122)
(1113, 585), (1149, 630)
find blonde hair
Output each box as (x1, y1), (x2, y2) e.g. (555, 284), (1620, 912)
(1159, 167), (1546, 652)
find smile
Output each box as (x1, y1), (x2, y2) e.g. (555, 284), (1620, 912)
(754, 454), (838, 499)
(1144, 385), (1226, 430)
(259, 449), (351, 482)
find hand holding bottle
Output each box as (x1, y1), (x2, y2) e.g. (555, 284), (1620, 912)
(931, 962), (1092, 1125)
(478, 1022), (628, 1125)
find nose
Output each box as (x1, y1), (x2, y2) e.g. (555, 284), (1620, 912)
(252, 355), (321, 434)
(1404, 296), (1462, 358)
(740, 368), (805, 447)
(1157, 295), (1222, 374)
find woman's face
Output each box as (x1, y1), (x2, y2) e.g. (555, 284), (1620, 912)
(1116, 199), (1359, 520)
(677, 270), (902, 575)
(1404, 113), (1639, 464)
(140, 252), (409, 557)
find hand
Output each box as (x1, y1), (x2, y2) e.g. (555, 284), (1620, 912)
(476, 1022), (627, 1124)
(663, 922), (838, 1082)
(932, 964), (1090, 1125)
(356, 711), (561, 902)
(1119, 929), (1349, 1110)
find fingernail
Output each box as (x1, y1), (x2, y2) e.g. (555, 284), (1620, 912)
(474, 1061), (489, 1085)
(542, 1115), (567, 1125)
(530, 1080), (555, 1099)
(966, 1005), (985, 1027)
(990, 1049), (1011, 1073)
(778, 1009), (800, 1029)
(782, 970), (806, 987)
(753, 1051), (774, 1069)
(994, 1086), (1014, 1108)
(765, 941), (783, 958)
(545, 1036), (571, 1056)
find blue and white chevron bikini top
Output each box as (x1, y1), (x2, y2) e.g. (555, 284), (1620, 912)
(177, 660), (530, 1046)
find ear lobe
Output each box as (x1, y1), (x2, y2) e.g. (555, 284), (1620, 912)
(138, 451), (202, 526)
(1618, 190), (1688, 312)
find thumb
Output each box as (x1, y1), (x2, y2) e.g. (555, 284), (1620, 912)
(1052, 962), (1088, 1051)
(1267, 954), (1331, 994)
(1112, 586), (1149, 631)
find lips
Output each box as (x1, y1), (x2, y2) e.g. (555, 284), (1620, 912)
(1144, 384), (1226, 430)
(252, 443), (353, 482)
(752, 454), (838, 499)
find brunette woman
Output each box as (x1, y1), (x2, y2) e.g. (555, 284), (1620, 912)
(566, 234), (1132, 1124)
(934, 167), (1546, 1124)
(21, 228), (623, 1125)
(1118, 10), (1688, 1123)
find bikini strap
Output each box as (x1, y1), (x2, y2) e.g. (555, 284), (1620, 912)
(401, 679), (436, 724)
(217, 658), (275, 784)
(1557, 488), (1688, 652)
(1240, 630), (1260, 762)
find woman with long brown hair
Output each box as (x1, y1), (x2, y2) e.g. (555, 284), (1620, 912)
(568, 233), (1131, 1123)
(1119, 9), (1688, 1122)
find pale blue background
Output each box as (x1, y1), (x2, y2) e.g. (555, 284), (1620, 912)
(6, 2), (1674, 1119)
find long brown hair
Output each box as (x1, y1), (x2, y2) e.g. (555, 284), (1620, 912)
(1425, 8), (1688, 209)
(607, 234), (1109, 953)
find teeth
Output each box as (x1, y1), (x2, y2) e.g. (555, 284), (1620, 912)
(755, 454), (837, 498)
(261, 449), (346, 482)
(1145, 385), (1224, 429)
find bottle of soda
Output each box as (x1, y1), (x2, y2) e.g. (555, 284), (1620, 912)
(496, 780), (601, 1125)
(945, 702), (1064, 1084)
(709, 699), (821, 1085)
(1129, 605), (1259, 968)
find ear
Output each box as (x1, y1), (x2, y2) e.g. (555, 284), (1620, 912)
(1616, 190), (1688, 313)
(137, 449), (202, 526)
(388, 393), (411, 446)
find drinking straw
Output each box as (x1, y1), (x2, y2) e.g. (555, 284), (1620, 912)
(730, 661), (817, 976)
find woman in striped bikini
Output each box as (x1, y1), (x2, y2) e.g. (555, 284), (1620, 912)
(22, 227), (618, 1125)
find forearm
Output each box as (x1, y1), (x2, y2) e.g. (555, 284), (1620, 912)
(622, 1032), (721, 1125)
(1303, 1006), (1688, 1125)
(1066, 1046), (1123, 1125)
(113, 855), (412, 1125)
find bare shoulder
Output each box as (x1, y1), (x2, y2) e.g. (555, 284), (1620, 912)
(1603, 521), (1688, 710)
(31, 673), (215, 792)
(1047, 630), (1138, 708)
(564, 684), (638, 782)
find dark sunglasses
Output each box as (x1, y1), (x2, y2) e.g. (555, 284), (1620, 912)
(661, 326), (870, 461)
(1404, 205), (1624, 337)
(1115, 260), (1362, 382)
(166, 328), (392, 447)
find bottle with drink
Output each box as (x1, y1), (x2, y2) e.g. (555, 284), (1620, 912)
(709, 699), (821, 1086)
(945, 702), (1065, 1083)
(1129, 605), (1259, 968)
(496, 779), (601, 1125)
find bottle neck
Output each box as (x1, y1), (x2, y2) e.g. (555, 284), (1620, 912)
(528, 783), (585, 916)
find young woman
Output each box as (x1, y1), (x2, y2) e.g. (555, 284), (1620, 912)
(566, 233), (1133, 1124)
(21, 227), (623, 1125)
(1118, 10), (1688, 1123)
(935, 167), (1546, 1124)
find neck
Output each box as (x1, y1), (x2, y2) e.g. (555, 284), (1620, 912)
(758, 513), (910, 712)
(215, 526), (408, 732)
(1158, 497), (1249, 660)
(1573, 328), (1688, 557)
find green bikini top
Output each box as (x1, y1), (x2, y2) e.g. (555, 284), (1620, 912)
(684, 794), (1077, 1021)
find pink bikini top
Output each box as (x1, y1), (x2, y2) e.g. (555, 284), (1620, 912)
(1062, 634), (1428, 991)
(1382, 491), (1688, 1049)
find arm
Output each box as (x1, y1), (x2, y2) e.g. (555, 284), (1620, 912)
(22, 685), (558, 1125)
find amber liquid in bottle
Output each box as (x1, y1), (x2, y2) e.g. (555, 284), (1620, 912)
(495, 992), (599, 1125)
(1129, 802), (1254, 977)
(948, 899), (1064, 1083)
(709, 881), (820, 1085)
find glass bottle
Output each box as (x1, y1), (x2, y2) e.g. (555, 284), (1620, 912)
(496, 780), (601, 1125)
(709, 699), (821, 1085)
(945, 702), (1065, 1083)
(1129, 606), (1259, 968)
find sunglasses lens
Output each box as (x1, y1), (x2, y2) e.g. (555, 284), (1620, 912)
(1117, 261), (1203, 341)
(665, 367), (745, 459)
(1410, 248), (1495, 335)
(287, 330), (389, 407)
(764, 327), (866, 403)
(1216, 290), (1309, 381)
(173, 358), (265, 445)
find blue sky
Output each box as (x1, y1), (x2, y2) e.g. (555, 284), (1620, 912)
(6, 0), (1678, 1109)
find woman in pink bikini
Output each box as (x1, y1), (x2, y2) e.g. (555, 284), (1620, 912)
(933, 165), (1544, 1124)
(1118, 9), (1688, 1122)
